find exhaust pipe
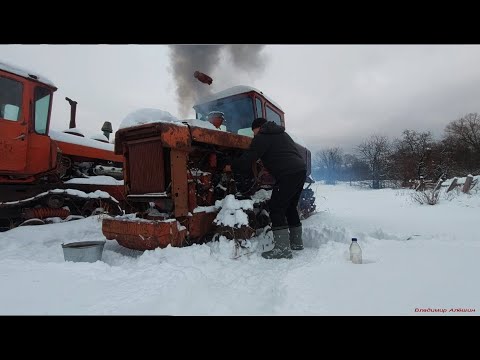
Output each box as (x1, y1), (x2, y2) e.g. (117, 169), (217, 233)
(65, 97), (78, 129)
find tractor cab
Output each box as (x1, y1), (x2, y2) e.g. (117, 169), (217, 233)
(0, 61), (57, 175)
(193, 86), (285, 137)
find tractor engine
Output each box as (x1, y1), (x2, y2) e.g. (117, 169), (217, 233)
(102, 121), (277, 250)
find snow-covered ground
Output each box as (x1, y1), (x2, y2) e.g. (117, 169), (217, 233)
(0, 182), (478, 315)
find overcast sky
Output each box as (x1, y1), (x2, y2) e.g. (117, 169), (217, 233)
(2, 45), (480, 153)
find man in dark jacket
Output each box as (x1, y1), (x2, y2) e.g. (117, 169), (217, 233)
(232, 117), (307, 259)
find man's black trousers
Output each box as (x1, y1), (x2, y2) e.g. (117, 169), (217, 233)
(269, 169), (307, 229)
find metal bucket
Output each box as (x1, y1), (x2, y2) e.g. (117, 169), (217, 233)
(62, 240), (106, 263)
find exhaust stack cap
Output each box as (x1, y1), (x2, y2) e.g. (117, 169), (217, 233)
(101, 121), (113, 140)
(194, 71), (213, 85)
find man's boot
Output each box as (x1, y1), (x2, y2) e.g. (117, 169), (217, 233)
(289, 224), (304, 250)
(261, 227), (293, 259)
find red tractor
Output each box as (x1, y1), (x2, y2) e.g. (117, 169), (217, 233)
(0, 60), (124, 230)
(102, 72), (316, 250)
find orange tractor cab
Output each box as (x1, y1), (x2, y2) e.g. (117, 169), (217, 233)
(102, 77), (316, 251)
(0, 61), (124, 230)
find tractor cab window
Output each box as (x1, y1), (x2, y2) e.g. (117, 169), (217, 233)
(266, 105), (282, 126)
(34, 87), (51, 135)
(255, 98), (263, 118)
(0, 76), (23, 122)
(195, 97), (255, 137)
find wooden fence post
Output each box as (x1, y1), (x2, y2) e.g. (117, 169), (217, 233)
(446, 178), (458, 193)
(462, 175), (474, 193)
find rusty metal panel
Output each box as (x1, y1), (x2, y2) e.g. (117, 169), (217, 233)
(102, 218), (186, 250)
(115, 123), (164, 154)
(0, 121), (28, 172)
(159, 124), (191, 150)
(128, 140), (165, 194)
(190, 127), (252, 150)
(54, 140), (123, 164)
(188, 211), (218, 240)
(170, 149), (189, 217)
(115, 123), (191, 153)
(188, 180), (197, 213)
(122, 142), (130, 194)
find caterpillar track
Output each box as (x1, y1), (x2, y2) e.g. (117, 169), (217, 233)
(0, 188), (122, 231)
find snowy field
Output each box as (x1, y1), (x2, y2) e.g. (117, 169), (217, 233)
(0, 182), (478, 315)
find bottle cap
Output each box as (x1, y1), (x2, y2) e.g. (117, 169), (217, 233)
(352, 238), (357, 241)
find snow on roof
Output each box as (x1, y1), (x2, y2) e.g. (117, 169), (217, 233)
(181, 119), (220, 131)
(118, 109), (221, 131)
(50, 129), (115, 152)
(0, 59), (56, 88)
(194, 85), (284, 112)
(119, 108), (182, 130)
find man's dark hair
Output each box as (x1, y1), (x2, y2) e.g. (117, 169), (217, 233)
(251, 117), (267, 130)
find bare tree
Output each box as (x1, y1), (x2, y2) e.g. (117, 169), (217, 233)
(320, 147), (343, 185)
(445, 113), (480, 153)
(357, 135), (391, 189)
(392, 130), (435, 185)
(428, 141), (450, 181)
(442, 113), (480, 176)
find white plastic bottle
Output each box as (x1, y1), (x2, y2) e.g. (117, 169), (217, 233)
(349, 238), (362, 264)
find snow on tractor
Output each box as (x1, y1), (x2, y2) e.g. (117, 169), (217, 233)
(102, 72), (316, 253)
